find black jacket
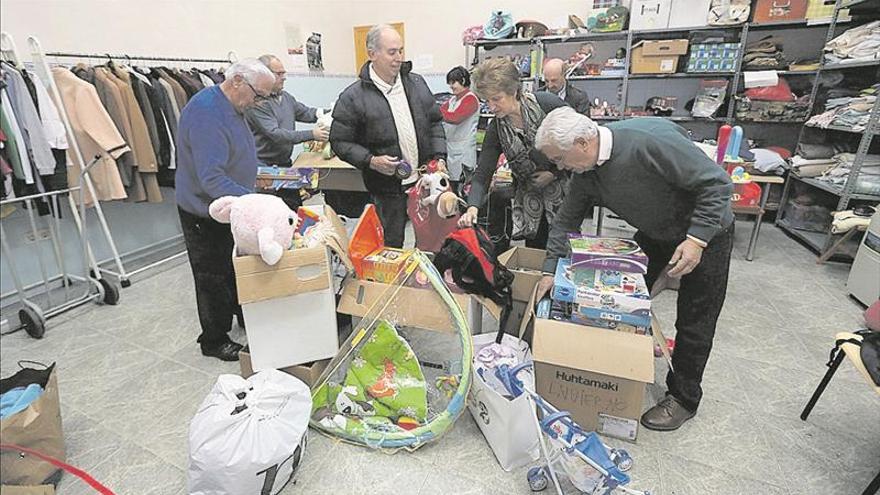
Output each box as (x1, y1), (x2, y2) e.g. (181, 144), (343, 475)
(330, 61), (446, 194)
(540, 82), (590, 115)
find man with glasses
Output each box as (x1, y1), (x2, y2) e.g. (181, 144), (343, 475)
(246, 54), (329, 209)
(176, 58), (274, 362)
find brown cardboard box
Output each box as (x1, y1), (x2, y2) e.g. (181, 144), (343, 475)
(630, 39), (688, 74)
(239, 347), (329, 387)
(233, 206), (349, 371)
(498, 247), (547, 302)
(532, 317), (654, 441)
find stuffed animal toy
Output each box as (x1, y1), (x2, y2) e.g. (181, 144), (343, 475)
(417, 172), (462, 218)
(208, 194), (299, 265)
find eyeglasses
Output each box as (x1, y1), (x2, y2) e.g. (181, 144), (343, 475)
(243, 80), (268, 102)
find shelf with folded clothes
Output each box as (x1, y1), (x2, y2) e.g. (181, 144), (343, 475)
(821, 59), (880, 70)
(789, 173), (880, 201)
(806, 123), (876, 134)
(540, 31), (631, 44)
(569, 74), (627, 80)
(749, 19), (850, 29)
(629, 72), (736, 79)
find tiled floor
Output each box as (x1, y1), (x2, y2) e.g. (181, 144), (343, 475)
(1, 221), (878, 495)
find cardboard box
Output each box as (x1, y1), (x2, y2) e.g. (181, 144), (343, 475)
(553, 259), (652, 328)
(668, 0), (712, 28)
(571, 268), (651, 313)
(498, 247), (547, 302)
(630, 40), (688, 74)
(532, 316), (654, 440)
(234, 206), (348, 372)
(569, 234), (648, 274)
(630, 0), (671, 31)
(338, 276), (503, 334)
(239, 347), (329, 386)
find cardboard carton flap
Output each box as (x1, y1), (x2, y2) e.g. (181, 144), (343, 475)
(234, 246), (331, 304)
(533, 319), (655, 383)
(322, 205), (354, 271)
(498, 246), (547, 271)
(642, 39), (688, 56)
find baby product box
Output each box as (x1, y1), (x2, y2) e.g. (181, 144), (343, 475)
(360, 247), (410, 284)
(568, 234), (649, 274)
(553, 259), (652, 328)
(570, 268), (651, 314)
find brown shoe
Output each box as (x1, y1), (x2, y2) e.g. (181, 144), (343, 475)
(640, 396), (696, 431)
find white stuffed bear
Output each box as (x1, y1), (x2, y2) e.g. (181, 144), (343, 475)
(209, 194), (299, 265)
(418, 172), (461, 218)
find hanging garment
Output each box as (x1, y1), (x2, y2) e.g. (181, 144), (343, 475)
(52, 67), (129, 204)
(2, 63), (56, 176)
(93, 67), (135, 187)
(0, 96), (32, 183)
(157, 68), (188, 110)
(155, 73), (182, 123)
(29, 71), (69, 150)
(198, 71), (215, 87)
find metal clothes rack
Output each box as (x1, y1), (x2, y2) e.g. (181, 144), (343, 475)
(27, 37), (236, 287)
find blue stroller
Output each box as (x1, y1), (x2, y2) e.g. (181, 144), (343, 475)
(495, 363), (652, 495)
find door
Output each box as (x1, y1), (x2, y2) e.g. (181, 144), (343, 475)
(353, 23), (404, 72)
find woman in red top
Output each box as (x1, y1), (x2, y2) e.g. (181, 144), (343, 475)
(439, 66), (479, 191)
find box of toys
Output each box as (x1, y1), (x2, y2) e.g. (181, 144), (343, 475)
(568, 234), (649, 274)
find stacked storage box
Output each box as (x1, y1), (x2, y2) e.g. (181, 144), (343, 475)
(548, 235), (652, 335)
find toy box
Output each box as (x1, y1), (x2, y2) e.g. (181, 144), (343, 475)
(568, 234), (648, 274)
(575, 305), (652, 328)
(570, 268), (650, 312)
(687, 42), (740, 73)
(542, 298), (649, 335)
(360, 248), (411, 284)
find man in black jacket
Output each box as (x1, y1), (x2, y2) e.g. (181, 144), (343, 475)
(541, 58), (590, 115)
(330, 24), (446, 248)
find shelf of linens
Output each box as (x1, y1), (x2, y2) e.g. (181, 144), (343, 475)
(790, 173), (880, 201)
(822, 60), (880, 71)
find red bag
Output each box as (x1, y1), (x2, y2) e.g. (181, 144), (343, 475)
(745, 79), (795, 102)
(407, 178), (461, 253)
(732, 182), (762, 207)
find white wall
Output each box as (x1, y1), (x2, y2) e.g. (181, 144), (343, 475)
(1, 0), (591, 75)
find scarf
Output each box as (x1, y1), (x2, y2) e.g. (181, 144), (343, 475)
(495, 93), (564, 240)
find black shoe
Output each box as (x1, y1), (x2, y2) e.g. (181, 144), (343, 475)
(640, 395), (696, 431)
(201, 341), (244, 361)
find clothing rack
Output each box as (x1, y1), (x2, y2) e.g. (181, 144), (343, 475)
(25, 37), (235, 287)
(42, 51), (238, 64)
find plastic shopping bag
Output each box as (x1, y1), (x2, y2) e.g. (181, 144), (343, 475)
(188, 370), (311, 495)
(468, 330), (540, 471)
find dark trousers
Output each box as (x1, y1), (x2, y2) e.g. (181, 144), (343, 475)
(635, 223), (734, 412)
(525, 213), (551, 249)
(179, 207), (242, 349)
(373, 192), (408, 248)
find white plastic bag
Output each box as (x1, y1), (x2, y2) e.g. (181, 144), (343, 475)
(188, 370), (312, 495)
(468, 331), (540, 471)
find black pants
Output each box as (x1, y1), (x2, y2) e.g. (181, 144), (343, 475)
(373, 192), (408, 249)
(179, 207), (242, 349)
(635, 223), (734, 413)
(524, 213), (551, 250)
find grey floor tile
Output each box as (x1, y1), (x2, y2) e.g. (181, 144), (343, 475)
(79, 442), (185, 495)
(659, 452), (789, 495)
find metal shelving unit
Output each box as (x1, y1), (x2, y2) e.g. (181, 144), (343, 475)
(775, 0), (880, 261)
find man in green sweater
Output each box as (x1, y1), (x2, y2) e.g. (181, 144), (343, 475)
(534, 107), (734, 431)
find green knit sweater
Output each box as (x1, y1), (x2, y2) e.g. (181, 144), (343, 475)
(543, 118), (734, 273)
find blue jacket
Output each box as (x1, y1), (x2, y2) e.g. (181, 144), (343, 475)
(175, 86), (258, 217)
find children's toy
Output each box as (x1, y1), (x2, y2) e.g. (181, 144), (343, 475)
(496, 363), (652, 495)
(394, 159), (414, 180)
(407, 172), (462, 253)
(360, 248), (411, 283)
(568, 235), (649, 274)
(310, 251), (472, 451)
(209, 194), (299, 266)
(725, 125), (743, 161)
(715, 124), (732, 165)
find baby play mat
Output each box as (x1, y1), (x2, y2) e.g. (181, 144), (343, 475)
(311, 250), (472, 450)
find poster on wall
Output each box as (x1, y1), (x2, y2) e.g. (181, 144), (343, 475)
(284, 23), (308, 71)
(307, 33), (324, 72)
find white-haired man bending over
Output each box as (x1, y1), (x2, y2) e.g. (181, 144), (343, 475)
(176, 58), (275, 362)
(534, 106), (734, 431)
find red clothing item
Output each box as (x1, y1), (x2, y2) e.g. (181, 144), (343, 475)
(440, 90), (479, 124)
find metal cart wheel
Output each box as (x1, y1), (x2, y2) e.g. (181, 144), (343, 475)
(612, 449), (633, 472)
(527, 466), (549, 492)
(98, 279), (120, 305)
(19, 306), (46, 339)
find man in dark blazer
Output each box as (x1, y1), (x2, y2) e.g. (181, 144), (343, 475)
(542, 58), (590, 115)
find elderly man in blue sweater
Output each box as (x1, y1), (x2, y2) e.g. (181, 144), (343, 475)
(535, 107), (734, 431)
(176, 59), (274, 361)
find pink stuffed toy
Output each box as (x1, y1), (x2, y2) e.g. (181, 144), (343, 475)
(209, 194), (299, 265)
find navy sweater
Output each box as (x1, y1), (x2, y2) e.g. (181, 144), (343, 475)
(175, 86), (258, 217)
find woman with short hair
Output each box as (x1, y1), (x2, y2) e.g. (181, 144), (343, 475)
(458, 58), (567, 249)
(439, 66), (479, 191)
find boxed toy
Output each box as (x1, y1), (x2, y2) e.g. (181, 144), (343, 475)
(568, 234), (648, 274)
(553, 259), (652, 328)
(570, 267), (650, 314)
(360, 248), (411, 284)
(576, 305), (652, 328)
(541, 298), (649, 335)
(687, 42), (740, 73)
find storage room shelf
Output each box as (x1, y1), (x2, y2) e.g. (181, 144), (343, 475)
(776, 220), (828, 251)
(750, 18), (847, 29)
(569, 74), (626, 80)
(629, 72), (735, 79)
(738, 120), (807, 124)
(821, 60), (880, 70)
(806, 124), (866, 134)
(542, 31), (630, 43)
(777, 69), (820, 75)
(791, 174), (880, 201)
(632, 25), (742, 35)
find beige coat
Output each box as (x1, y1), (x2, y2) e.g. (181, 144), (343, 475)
(52, 68), (129, 204)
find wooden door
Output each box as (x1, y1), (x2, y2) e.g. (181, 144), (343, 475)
(353, 22), (404, 72)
